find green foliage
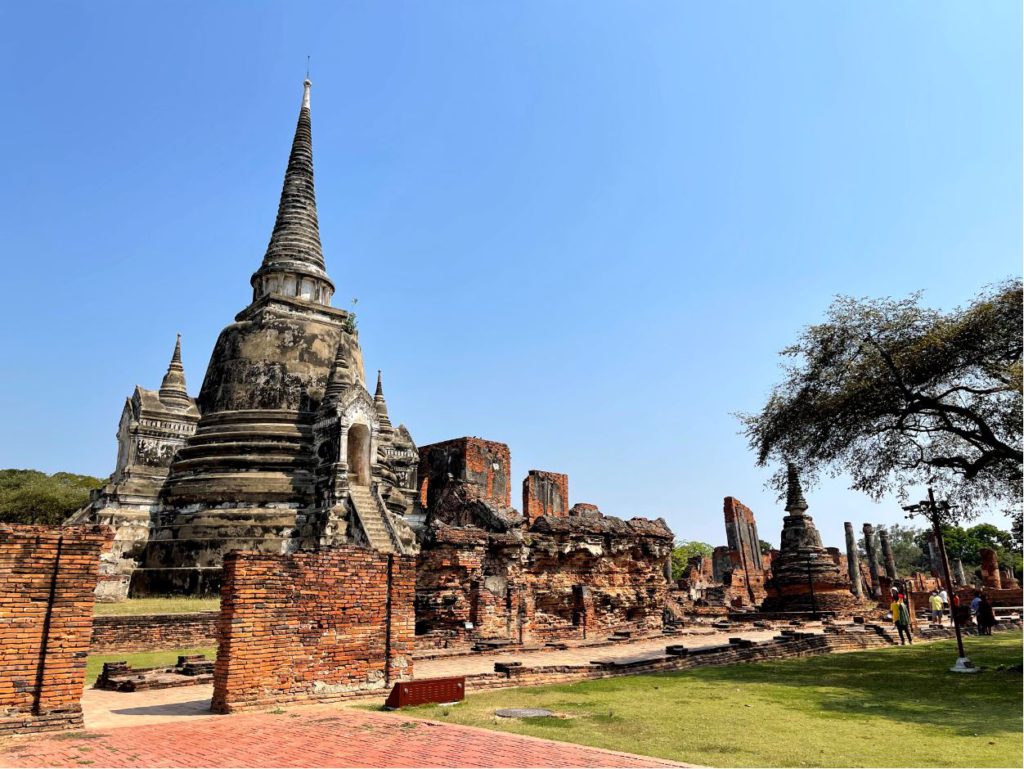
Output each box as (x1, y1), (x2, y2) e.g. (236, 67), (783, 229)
(398, 633), (1023, 767)
(917, 522), (1022, 579)
(343, 297), (359, 334)
(739, 279), (1022, 522)
(670, 540), (713, 580)
(0, 469), (102, 525)
(859, 521), (1020, 579)
(759, 539), (773, 554)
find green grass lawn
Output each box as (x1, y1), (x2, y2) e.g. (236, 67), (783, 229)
(85, 647), (217, 685)
(396, 632), (1023, 768)
(93, 597), (220, 616)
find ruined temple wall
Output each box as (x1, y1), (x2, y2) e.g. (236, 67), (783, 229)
(522, 521), (672, 640)
(415, 518), (673, 646)
(418, 438), (512, 511)
(522, 471), (569, 525)
(0, 525), (112, 736)
(212, 547), (414, 713)
(716, 497), (768, 607)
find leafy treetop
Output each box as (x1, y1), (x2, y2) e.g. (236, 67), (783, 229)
(740, 279), (1022, 523)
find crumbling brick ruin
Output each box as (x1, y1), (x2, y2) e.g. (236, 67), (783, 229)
(61, 81), (677, 646)
(719, 497), (769, 607)
(980, 547), (1002, 590)
(522, 471), (569, 525)
(0, 525), (112, 735)
(211, 547), (415, 713)
(414, 438), (674, 647)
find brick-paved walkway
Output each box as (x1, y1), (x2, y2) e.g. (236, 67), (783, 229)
(0, 707), (687, 768)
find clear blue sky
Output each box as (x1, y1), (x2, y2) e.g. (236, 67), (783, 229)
(0, 2), (1019, 547)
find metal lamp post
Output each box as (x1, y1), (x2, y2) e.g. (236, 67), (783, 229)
(903, 487), (978, 674)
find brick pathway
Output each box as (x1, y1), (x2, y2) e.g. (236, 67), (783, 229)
(0, 708), (686, 768)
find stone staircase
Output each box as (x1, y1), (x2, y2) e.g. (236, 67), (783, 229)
(348, 485), (396, 553)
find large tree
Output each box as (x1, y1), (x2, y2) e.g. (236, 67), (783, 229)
(0, 469), (102, 526)
(740, 279), (1022, 520)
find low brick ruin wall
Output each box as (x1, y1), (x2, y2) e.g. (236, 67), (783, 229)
(0, 525), (111, 736)
(211, 547), (415, 714)
(90, 612), (219, 653)
(460, 620), (1022, 693)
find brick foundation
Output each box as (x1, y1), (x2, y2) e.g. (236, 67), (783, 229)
(90, 612), (219, 653)
(0, 524), (112, 736)
(211, 547), (415, 713)
(460, 620), (1022, 693)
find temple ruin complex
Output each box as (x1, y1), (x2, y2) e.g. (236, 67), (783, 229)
(71, 80), (674, 642)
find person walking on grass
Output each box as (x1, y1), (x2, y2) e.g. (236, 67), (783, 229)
(929, 591), (944, 626)
(977, 594), (996, 636)
(891, 593), (913, 645)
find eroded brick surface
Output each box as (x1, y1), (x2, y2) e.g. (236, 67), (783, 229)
(211, 547), (415, 713)
(0, 525), (112, 736)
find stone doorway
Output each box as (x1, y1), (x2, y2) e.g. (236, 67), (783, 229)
(347, 424), (371, 486)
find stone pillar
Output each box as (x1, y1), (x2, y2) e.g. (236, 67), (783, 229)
(862, 523), (880, 598)
(844, 522), (863, 599)
(926, 534), (943, 578)
(878, 529), (897, 580)
(952, 558), (967, 586)
(979, 548), (1001, 590)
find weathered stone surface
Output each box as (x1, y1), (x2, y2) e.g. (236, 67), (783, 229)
(73, 80), (418, 593)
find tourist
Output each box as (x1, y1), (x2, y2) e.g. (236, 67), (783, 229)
(939, 586), (949, 621)
(970, 590), (982, 626)
(929, 591), (944, 626)
(891, 593), (913, 645)
(977, 594), (996, 636)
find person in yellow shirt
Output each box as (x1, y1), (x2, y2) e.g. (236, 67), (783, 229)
(929, 591), (944, 626)
(891, 594), (913, 645)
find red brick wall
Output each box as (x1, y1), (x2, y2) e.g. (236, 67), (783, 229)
(418, 438), (511, 509)
(522, 471), (569, 525)
(0, 524), (112, 735)
(90, 612), (218, 653)
(211, 547), (414, 713)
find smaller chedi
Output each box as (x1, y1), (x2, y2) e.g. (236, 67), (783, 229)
(761, 463), (862, 612)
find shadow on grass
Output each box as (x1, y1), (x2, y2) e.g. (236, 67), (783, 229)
(646, 633), (1022, 738)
